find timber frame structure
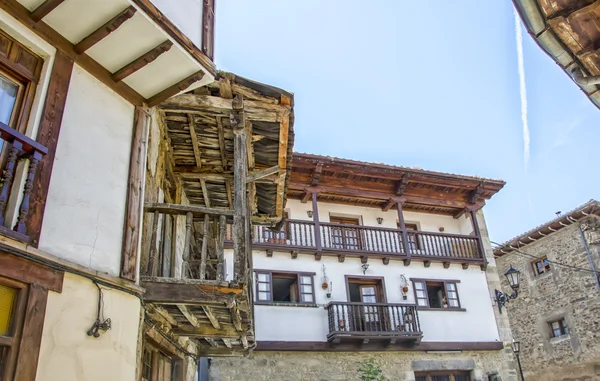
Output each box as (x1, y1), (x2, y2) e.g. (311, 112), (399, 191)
(140, 72), (294, 355)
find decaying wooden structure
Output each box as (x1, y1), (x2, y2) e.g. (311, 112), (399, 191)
(140, 72), (294, 355)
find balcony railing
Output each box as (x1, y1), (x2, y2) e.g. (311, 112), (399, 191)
(325, 302), (422, 347)
(0, 122), (47, 242)
(227, 219), (483, 261)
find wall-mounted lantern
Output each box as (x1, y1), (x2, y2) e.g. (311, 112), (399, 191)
(400, 275), (409, 300)
(361, 263), (369, 274)
(307, 210), (313, 218)
(376, 217), (384, 225)
(494, 265), (521, 313)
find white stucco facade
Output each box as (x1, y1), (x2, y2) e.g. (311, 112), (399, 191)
(39, 65), (134, 276)
(150, 0), (204, 48)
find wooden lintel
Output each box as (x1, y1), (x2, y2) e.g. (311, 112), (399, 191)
(146, 71), (205, 107)
(247, 166), (280, 182)
(177, 304), (200, 327)
(217, 117), (228, 169)
(188, 114), (203, 168)
(202, 306), (221, 329)
(74, 6), (137, 53)
(144, 202), (232, 216)
(200, 179), (211, 207)
(112, 40), (173, 82)
(30, 0), (65, 22)
(382, 198), (397, 212)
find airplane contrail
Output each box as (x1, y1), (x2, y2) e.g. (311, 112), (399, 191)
(515, 10), (530, 171)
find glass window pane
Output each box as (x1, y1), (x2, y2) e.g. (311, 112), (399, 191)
(0, 74), (18, 125)
(416, 290), (426, 298)
(258, 283), (269, 291)
(447, 291), (457, 299)
(448, 299), (459, 307)
(300, 276), (311, 284)
(446, 283), (456, 291)
(257, 273), (269, 282)
(551, 322), (559, 330)
(258, 292), (270, 301)
(301, 294), (313, 303)
(414, 281), (424, 290)
(301, 285), (312, 293)
(0, 283), (17, 336)
(417, 299), (428, 306)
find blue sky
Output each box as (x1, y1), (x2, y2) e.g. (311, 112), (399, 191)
(215, 1), (600, 244)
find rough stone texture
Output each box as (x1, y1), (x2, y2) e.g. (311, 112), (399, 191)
(209, 350), (518, 381)
(497, 218), (600, 381)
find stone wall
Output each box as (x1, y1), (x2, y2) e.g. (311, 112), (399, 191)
(496, 218), (600, 381)
(209, 350), (517, 381)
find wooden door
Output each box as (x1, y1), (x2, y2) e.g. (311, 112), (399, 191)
(330, 216), (361, 250)
(359, 285), (380, 331)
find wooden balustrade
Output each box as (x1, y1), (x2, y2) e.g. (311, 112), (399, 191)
(325, 302), (421, 335)
(224, 219), (484, 261)
(0, 122), (47, 241)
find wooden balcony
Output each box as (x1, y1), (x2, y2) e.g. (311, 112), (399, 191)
(140, 204), (254, 355)
(226, 219), (485, 266)
(325, 302), (422, 349)
(0, 122), (47, 243)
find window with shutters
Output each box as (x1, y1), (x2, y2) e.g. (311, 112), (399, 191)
(255, 270), (315, 305)
(549, 318), (569, 338)
(412, 279), (463, 310)
(415, 370), (471, 381)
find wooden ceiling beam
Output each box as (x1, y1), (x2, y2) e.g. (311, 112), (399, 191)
(202, 306), (221, 329)
(453, 207), (470, 219)
(146, 71), (205, 107)
(301, 191), (312, 204)
(246, 121), (255, 170)
(310, 161), (324, 186)
(382, 198), (397, 212)
(187, 114), (202, 168)
(176, 304), (200, 327)
(30, 0), (65, 22)
(247, 166), (280, 182)
(112, 40), (173, 82)
(200, 179), (211, 207)
(274, 96), (291, 218)
(74, 6), (136, 53)
(217, 117), (228, 169)
(395, 175), (410, 196)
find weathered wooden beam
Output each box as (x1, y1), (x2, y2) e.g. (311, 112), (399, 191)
(217, 116), (228, 169)
(222, 338), (233, 349)
(247, 166), (280, 182)
(453, 207), (470, 219)
(246, 121), (255, 170)
(200, 179), (211, 207)
(146, 71), (205, 107)
(141, 279), (242, 304)
(382, 198), (396, 212)
(301, 191), (311, 204)
(112, 41), (172, 82)
(181, 212), (193, 278)
(202, 306), (221, 329)
(200, 214), (210, 280)
(219, 77), (233, 99)
(171, 325), (240, 338)
(310, 161), (323, 186)
(469, 183), (484, 205)
(225, 180), (233, 209)
(74, 6), (136, 53)
(205, 338), (218, 347)
(240, 334), (249, 350)
(395, 175), (410, 196)
(144, 202), (233, 216)
(147, 211), (160, 276)
(188, 113), (203, 168)
(227, 300), (243, 332)
(231, 95), (248, 283)
(30, 0), (65, 22)
(216, 215), (226, 281)
(177, 304), (200, 327)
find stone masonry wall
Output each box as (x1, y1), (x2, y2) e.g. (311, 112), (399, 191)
(496, 218), (600, 381)
(209, 350), (516, 381)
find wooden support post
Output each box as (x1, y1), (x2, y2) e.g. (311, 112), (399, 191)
(396, 200), (411, 266)
(312, 192), (322, 255)
(231, 95), (248, 283)
(181, 212), (193, 278)
(469, 209), (488, 270)
(200, 214), (210, 280)
(216, 215), (226, 281)
(148, 211), (160, 276)
(188, 114), (202, 168)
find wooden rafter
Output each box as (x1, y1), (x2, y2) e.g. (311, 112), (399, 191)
(176, 304), (200, 327)
(146, 71), (205, 107)
(30, 0), (65, 22)
(74, 6), (137, 53)
(200, 179), (211, 207)
(469, 183), (484, 204)
(217, 117), (228, 169)
(112, 40), (173, 82)
(187, 114), (202, 168)
(395, 175), (410, 196)
(201, 306), (221, 329)
(225, 180), (233, 208)
(382, 198), (397, 212)
(246, 121), (255, 170)
(222, 339), (233, 349)
(453, 207), (470, 220)
(247, 166), (280, 182)
(310, 161), (324, 186)
(301, 191), (312, 204)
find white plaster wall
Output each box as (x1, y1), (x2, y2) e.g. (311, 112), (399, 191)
(36, 273), (141, 381)
(226, 248), (500, 343)
(149, 0), (204, 47)
(286, 199), (472, 235)
(39, 65), (134, 276)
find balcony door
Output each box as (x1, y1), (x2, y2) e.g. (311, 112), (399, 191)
(347, 277), (387, 332)
(330, 216), (361, 250)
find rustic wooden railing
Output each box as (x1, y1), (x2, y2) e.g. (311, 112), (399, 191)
(226, 219), (483, 261)
(325, 302), (421, 336)
(142, 203), (233, 281)
(0, 122), (47, 242)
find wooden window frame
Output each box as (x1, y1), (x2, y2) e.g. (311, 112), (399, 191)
(345, 275), (388, 303)
(254, 269), (316, 306)
(549, 318), (569, 338)
(415, 370), (472, 381)
(142, 328), (185, 381)
(411, 278), (465, 311)
(531, 256), (551, 276)
(0, 253), (63, 381)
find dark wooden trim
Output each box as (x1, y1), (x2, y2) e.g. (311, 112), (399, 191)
(112, 41), (173, 82)
(469, 209), (488, 269)
(120, 107), (148, 281)
(410, 278), (462, 284)
(0, 0), (144, 106)
(417, 307), (466, 312)
(254, 269), (316, 304)
(255, 340), (504, 352)
(146, 71), (205, 107)
(0, 253), (64, 292)
(30, 0), (65, 22)
(74, 6), (137, 54)
(141, 278), (243, 304)
(254, 269), (316, 276)
(344, 275), (387, 303)
(254, 301), (318, 308)
(311, 192), (322, 253)
(27, 50), (73, 247)
(13, 283), (49, 381)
